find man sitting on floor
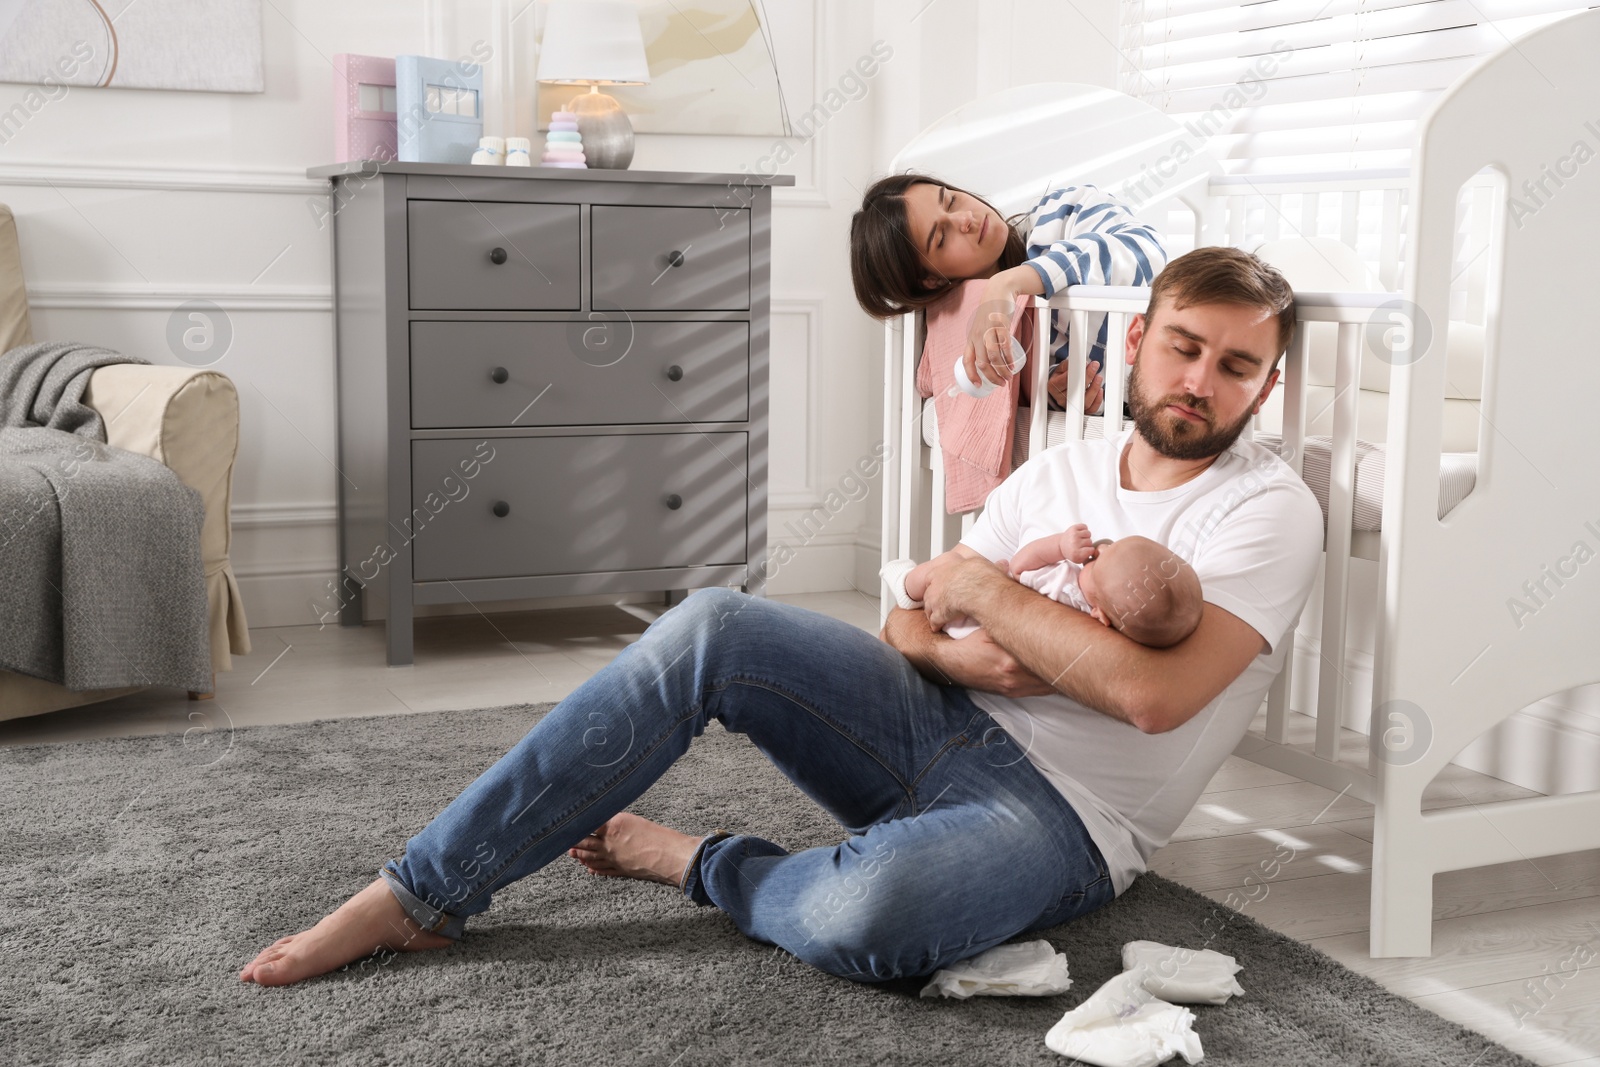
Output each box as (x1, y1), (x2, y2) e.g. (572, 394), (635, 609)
(240, 246), (1323, 988)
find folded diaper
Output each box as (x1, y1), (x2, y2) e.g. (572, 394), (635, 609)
(1045, 966), (1204, 1067)
(919, 939), (1072, 999)
(1122, 940), (1245, 1005)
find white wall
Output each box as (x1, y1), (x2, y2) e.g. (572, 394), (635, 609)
(0, 0), (1120, 628)
(12, 0), (1587, 795)
(855, 0), (1123, 593)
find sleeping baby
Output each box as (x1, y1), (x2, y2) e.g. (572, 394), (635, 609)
(883, 524), (1203, 650)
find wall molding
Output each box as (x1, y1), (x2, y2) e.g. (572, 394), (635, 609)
(231, 499), (873, 530)
(423, 0), (448, 60)
(0, 161), (325, 194)
(232, 526), (866, 627)
(0, 8), (835, 207)
(26, 282), (333, 311)
(231, 502), (338, 529)
(683, 0), (831, 209)
(0, 158), (833, 206)
(770, 293), (825, 501)
(775, 186), (832, 209)
(797, 0), (832, 206)
(853, 538), (884, 608)
(232, 560), (335, 581)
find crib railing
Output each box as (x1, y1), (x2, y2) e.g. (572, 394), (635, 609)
(879, 164), (1501, 600)
(1172, 171), (1501, 326)
(882, 285), (1405, 800)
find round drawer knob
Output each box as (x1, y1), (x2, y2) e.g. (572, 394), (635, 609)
(665, 494), (683, 510)
(666, 364), (683, 382)
(490, 366), (509, 384)
(666, 249), (686, 268)
(492, 500), (511, 518)
(489, 247), (508, 265)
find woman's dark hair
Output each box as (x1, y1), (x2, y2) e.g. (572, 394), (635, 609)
(849, 172), (1030, 320)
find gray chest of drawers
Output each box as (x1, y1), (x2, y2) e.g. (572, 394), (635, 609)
(308, 162), (791, 665)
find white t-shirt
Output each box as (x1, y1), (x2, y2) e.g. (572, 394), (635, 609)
(960, 426), (1323, 896)
(945, 560), (1092, 640)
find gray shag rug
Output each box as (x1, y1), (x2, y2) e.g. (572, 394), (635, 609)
(0, 702), (1536, 1067)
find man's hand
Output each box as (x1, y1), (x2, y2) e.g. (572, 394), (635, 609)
(880, 608), (1056, 698)
(919, 553), (1010, 632)
(940, 629), (1059, 697)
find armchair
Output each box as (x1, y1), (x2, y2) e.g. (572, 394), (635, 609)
(0, 204), (251, 721)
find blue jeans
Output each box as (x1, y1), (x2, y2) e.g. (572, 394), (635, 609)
(380, 588), (1113, 983)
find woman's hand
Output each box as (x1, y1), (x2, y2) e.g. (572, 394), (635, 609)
(1046, 360), (1105, 416)
(960, 262), (1048, 394)
(962, 283), (1021, 394)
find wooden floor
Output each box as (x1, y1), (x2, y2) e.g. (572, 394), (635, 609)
(4, 590), (1597, 1065)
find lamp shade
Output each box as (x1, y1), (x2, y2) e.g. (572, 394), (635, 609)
(537, 1), (651, 85)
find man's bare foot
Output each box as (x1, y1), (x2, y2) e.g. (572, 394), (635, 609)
(567, 811), (703, 887)
(238, 877), (455, 987)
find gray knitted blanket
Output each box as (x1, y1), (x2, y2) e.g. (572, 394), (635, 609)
(0, 342), (212, 692)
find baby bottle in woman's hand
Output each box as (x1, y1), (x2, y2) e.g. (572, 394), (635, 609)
(950, 337), (1027, 399)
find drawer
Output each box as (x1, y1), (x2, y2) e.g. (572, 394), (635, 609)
(411, 434), (747, 581)
(591, 205), (749, 311)
(410, 321), (749, 428)
(408, 200), (580, 310)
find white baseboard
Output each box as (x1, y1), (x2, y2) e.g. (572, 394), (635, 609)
(1289, 638), (1600, 796)
(854, 537), (884, 609)
(237, 499), (1599, 795)
(230, 504), (871, 627)
(1454, 703), (1600, 796)
(763, 531), (863, 595)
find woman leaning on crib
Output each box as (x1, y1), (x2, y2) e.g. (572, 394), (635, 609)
(849, 175), (1169, 415)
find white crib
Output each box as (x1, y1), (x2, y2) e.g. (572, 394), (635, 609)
(878, 10), (1600, 958)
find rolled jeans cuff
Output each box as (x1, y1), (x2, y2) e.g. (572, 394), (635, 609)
(380, 863), (466, 941)
(679, 829), (735, 908)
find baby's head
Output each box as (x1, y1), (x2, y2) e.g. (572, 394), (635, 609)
(1078, 536), (1202, 648)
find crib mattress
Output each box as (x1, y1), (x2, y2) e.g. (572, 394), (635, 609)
(920, 398), (1480, 534)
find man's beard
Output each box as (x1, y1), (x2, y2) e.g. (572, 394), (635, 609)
(1126, 348), (1257, 461)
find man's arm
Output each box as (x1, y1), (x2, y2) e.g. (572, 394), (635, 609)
(882, 543), (1058, 698)
(880, 605), (1059, 698)
(920, 556), (1265, 733)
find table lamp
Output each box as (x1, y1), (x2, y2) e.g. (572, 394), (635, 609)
(537, 0), (651, 170)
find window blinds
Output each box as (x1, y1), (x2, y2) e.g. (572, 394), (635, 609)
(1119, 0), (1598, 176)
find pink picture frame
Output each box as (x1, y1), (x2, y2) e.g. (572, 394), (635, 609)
(333, 54), (398, 163)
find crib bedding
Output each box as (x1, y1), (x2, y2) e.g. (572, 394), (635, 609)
(920, 397), (1479, 535)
